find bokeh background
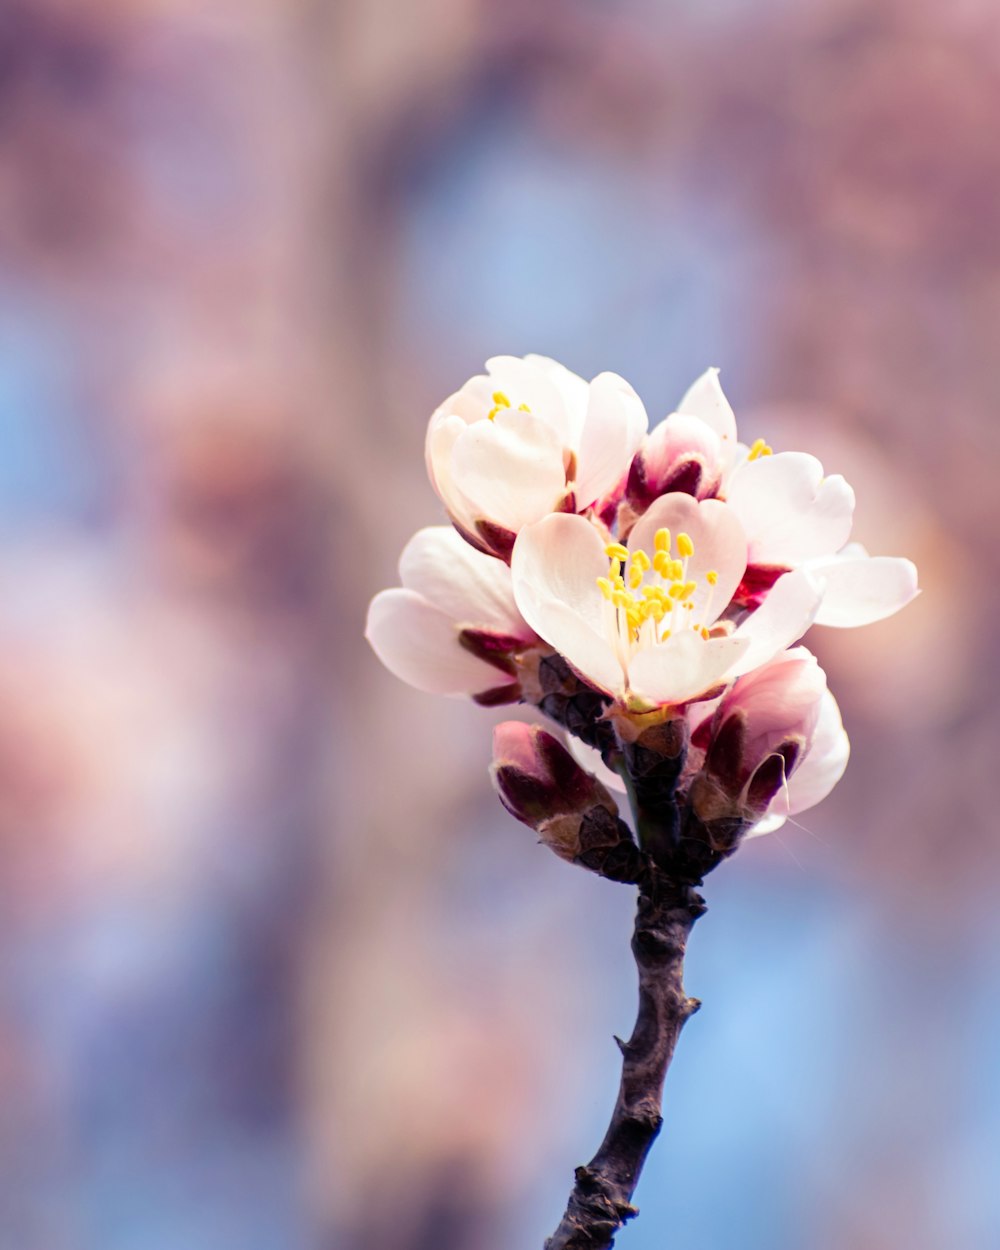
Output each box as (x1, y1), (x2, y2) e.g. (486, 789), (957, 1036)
(1, 1), (998, 1247)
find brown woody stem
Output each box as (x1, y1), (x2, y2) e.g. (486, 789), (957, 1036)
(544, 869), (705, 1249)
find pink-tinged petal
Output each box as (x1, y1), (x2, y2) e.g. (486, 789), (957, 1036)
(365, 589), (512, 695)
(565, 734), (627, 794)
(676, 367), (738, 453)
(785, 689), (850, 814)
(627, 630), (750, 707)
(511, 515), (623, 693)
(574, 372), (648, 507)
(449, 409), (567, 532)
(808, 554), (919, 628)
(398, 527), (531, 637)
(729, 568), (823, 676)
(745, 688), (848, 840)
(726, 452), (855, 565)
(629, 494), (747, 625)
(484, 355), (574, 443)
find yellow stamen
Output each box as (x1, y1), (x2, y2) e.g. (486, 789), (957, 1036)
(631, 549), (651, 572)
(597, 577), (613, 600)
(677, 532), (694, 558)
(653, 551), (672, 578)
(517, 402), (531, 412)
(629, 565), (644, 589)
(706, 569), (718, 585)
(487, 391), (512, 421)
(604, 542), (629, 562)
(654, 528), (670, 554)
(748, 437), (773, 460)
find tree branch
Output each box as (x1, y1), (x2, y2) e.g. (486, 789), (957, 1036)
(544, 869), (705, 1249)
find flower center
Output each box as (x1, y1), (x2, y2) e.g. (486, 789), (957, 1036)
(596, 528), (719, 667)
(487, 391), (532, 421)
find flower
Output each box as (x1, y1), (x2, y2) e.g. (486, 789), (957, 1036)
(426, 354), (648, 558)
(511, 492), (822, 710)
(365, 526), (536, 701)
(688, 648), (849, 838)
(621, 367), (918, 626)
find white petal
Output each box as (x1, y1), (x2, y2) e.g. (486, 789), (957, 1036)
(511, 515), (623, 694)
(449, 410), (567, 532)
(629, 494), (747, 625)
(574, 372), (648, 507)
(744, 810), (788, 839)
(726, 452), (855, 565)
(730, 568), (823, 676)
(523, 354), (590, 441)
(676, 367), (738, 458)
(425, 412), (477, 529)
(565, 735), (627, 794)
(485, 355), (576, 444)
(398, 527), (530, 637)
(808, 554), (919, 628)
(627, 631), (750, 707)
(639, 413), (724, 496)
(365, 589), (511, 695)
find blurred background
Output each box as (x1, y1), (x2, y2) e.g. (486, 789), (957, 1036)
(1, 1), (998, 1247)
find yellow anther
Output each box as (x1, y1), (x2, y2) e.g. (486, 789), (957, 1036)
(706, 570), (718, 586)
(604, 542), (629, 562)
(608, 558), (621, 580)
(748, 437), (773, 460)
(667, 559), (684, 581)
(613, 574), (626, 591)
(597, 577), (613, 600)
(668, 583), (686, 600)
(631, 549), (651, 572)
(661, 628), (671, 639)
(684, 601), (694, 611)
(700, 627), (711, 639)
(653, 551), (673, 578)
(517, 403), (531, 412)
(492, 391), (511, 408)
(629, 564), (644, 589)
(654, 528), (670, 554)
(677, 532), (694, 558)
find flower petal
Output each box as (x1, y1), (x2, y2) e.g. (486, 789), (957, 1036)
(751, 689), (850, 840)
(523, 354), (590, 442)
(627, 630), (750, 707)
(365, 588), (511, 695)
(398, 526), (531, 637)
(425, 412), (476, 529)
(574, 372), (648, 507)
(730, 568), (823, 676)
(676, 367), (738, 456)
(808, 553), (920, 628)
(511, 514), (623, 694)
(725, 452), (855, 565)
(629, 494), (747, 625)
(449, 410), (568, 532)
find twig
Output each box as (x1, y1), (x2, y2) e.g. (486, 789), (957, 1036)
(544, 869), (705, 1249)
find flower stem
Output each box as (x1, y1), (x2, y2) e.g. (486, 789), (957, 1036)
(544, 869), (705, 1249)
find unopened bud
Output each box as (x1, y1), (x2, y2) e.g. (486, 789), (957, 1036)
(490, 722), (644, 883)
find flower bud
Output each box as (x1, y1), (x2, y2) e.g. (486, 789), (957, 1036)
(685, 649), (827, 859)
(625, 415), (725, 516)
(490, 722), (644, 883)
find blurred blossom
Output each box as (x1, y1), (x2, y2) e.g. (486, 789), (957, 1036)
(0, 2), (997, 1249)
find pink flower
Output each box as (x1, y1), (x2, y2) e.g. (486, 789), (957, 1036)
(510, 492), (822, 710)
(425, 355), (647, 558)
(689, 648), (849, 834)
(365, 526), (536, 700)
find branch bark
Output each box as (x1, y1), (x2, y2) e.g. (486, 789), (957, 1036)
(544, 869), (705, 1249)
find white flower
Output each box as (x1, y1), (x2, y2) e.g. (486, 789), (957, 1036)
(365, 526), (536, 698)
(631, 367), (918, 627)
(425, 354), (648, 556)
(511, 492), (822, 709)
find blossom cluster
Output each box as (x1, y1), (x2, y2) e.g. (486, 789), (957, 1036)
(366, 356), (917, 879)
